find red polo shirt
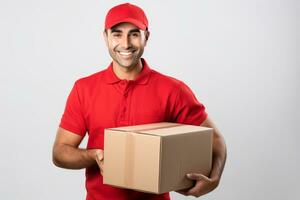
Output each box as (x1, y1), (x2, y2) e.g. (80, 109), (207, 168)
(60, 58), (207, 200)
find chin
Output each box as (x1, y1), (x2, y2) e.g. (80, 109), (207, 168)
(120, 61), (138, 69)
(121, 64), (135, 70)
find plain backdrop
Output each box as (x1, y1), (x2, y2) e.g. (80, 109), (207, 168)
(0, 0), (299, 199)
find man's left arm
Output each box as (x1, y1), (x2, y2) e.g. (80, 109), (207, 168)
(177, 117), (227, 197)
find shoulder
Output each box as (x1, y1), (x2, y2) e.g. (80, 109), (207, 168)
(74, 68), (106, 88)
(150, 69), (197, 100)
(150, 69), (187, 89)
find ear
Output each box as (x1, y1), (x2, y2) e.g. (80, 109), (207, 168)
(144, 30), (150, 46)
(103, 30), (108, 47)
(145, 30), (150, 41)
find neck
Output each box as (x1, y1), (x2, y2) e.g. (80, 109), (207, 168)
(112, 59), (143, 80)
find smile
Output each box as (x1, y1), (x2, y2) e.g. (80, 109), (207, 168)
(118, 51), (134, 56)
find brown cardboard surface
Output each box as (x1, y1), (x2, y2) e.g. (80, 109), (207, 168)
(109, 122), (179, 132)
(103, 122), (213, 194)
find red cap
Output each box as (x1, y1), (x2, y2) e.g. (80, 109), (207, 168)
(105, 3), (148, 30)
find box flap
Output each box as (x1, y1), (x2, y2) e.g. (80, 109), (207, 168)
(107, 122), (181, 133)
(106, 122), (212, 137)
(139, 124), (213, 137)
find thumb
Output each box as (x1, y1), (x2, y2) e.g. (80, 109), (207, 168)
(186, 173), (209, 181)
(95, 149), (104, 162)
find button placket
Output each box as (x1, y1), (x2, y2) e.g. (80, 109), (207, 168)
(117, 81), (131, 126)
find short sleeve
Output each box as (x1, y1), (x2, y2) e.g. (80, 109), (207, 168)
(59, 82), (87, 136)
(172, 82), (208, 125)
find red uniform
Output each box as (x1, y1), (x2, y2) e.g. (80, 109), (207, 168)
(60, 58), (207, 200)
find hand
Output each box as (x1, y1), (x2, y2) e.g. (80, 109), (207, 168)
(94, 149), (104, 175)
(176, 173), (219, 197)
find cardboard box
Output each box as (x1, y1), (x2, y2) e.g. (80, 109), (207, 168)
(103, 122), (213, 194)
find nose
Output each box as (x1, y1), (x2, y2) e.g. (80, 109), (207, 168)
(120, 35), (131, 49)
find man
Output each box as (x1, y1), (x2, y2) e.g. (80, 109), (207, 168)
(52, 3), (226, 200)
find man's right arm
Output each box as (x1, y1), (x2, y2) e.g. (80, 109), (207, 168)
(52, 127), (103, 171)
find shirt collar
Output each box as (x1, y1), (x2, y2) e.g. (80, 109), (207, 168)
(104, 58), (151, 85)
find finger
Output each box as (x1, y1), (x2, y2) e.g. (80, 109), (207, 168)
(95, 150), (104, 165)
(97, 162), (104, 176)
(96, 150), (104, 161)
(185, 176), (212, 197)
(99, 160), (104, 169)
(186, 184), (202, 196)
(96, 158), (104, 173)
(186, 173), (209, 181)
(100, 165), (104, 175)
(98, 159), (104, 175)
(95, 156), (102, 166)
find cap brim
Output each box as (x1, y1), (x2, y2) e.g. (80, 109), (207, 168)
(106, 18), (147, 30)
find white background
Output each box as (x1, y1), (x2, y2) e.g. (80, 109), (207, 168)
(0, 0), (299, 199)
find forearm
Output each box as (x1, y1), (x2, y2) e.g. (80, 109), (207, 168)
(52, 143), (98, 169)
(210, 134), (227, 183)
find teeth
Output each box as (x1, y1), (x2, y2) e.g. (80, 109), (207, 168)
(119, 51), (132, 56)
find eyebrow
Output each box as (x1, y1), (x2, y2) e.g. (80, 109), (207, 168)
(110, 28), (141, 33)
(129, 29), (141, 33)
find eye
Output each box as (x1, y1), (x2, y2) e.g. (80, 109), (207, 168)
(131, 32), (140, 37)
(112, 33), (121, 38)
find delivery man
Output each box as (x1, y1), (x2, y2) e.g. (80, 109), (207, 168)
(52, 3), (227, 200)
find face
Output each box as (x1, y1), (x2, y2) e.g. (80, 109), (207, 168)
(104, 22), (149, 70)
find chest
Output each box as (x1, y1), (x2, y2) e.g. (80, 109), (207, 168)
(85, 84), (171, 131)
